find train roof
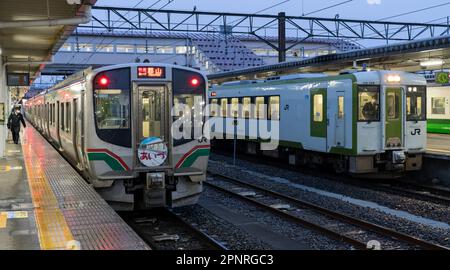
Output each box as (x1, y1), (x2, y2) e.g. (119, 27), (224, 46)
(211, 70), (427, 90)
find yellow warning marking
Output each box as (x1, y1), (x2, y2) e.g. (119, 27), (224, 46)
(22, 136), (75, 250)
(0, 212), (7, 228)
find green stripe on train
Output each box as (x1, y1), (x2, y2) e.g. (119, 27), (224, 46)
(179, 148), (210, 168)
(87, 152), (126, 171)
(427, 119), (450, 134)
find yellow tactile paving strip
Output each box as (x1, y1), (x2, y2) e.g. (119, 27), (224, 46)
(0, 212), (7, 228)
(22, 140), (74, 250)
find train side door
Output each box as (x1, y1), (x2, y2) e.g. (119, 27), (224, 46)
(73, 98), (83, 169)
(326, 90), (345, 151)
(335, 92), (345, 147)
(310, 88), (327, 140)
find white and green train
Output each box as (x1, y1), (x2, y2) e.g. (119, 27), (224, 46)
(209, 70), (427, 177)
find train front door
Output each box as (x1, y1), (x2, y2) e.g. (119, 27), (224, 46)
(385, 87), (403, 148)
(135, 85), (171, 169)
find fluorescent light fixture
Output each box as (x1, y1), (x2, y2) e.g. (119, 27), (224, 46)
(387, 75), (401, 83)
(420, 59), (444, 67)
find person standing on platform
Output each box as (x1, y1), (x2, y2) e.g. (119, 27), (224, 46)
(7, 106), (26, 144)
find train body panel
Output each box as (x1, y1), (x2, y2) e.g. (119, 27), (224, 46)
(210, 70), (427, 176)
(427, 86), (450, 134)
(25, 63), (210, 210)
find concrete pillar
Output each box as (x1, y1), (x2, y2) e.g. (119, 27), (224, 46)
(0, 57), (6, 157)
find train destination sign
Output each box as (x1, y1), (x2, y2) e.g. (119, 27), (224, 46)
(137, 66), (166, 78)
(7, 73), (30, 86)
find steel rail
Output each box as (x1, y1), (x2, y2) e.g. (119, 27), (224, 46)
(207, 171), (449, 250)
(204, 180), (368, 250)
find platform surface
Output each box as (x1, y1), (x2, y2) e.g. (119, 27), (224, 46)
(426, 133), (450, 158)
(0, 124), (149, 250)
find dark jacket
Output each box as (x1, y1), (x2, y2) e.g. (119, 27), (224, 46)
(7, 112), (26, 129)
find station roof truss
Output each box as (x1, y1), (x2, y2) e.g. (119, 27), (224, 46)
(0, 0), (95, 81)
(84, 6), (450, 43)
(208, 35), (450, 84)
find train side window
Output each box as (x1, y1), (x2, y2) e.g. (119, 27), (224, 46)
(255, 96), (266, 119)
(313, 94), (323, 122)
(66, 102), (71, 133)
(209, 99), (218, 116)
(52, 104), (55, 125)
(431, 97), (446, 114)
(242, 97), (251, 119)
(60, 102), (65, 131)
(220, 98), (227, 117)
(230, 98), (239, 118)
(406, 86), (426, 121)
(268, 96), (280, 120)
(358, 86), (380, 121)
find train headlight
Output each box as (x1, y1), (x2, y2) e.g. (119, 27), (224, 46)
(190, 77), (200, 87)
(98, 76), (109, 86)
(386, 75), (401, 83)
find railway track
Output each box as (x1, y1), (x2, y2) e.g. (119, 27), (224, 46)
(381, 181), (450, 205)
(120, 209), (228, 250)
(206, 170), (449, 250)
(212, 149), (450, 206)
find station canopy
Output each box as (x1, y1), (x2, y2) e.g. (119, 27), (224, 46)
(0, 0), (95, 83)
(209, 35), (450, 84)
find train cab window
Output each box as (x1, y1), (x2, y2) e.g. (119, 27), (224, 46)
(209, 99), (218, 116)
(172, 68), (206, 146)
(406, 86), (426, 121)
(230, 98), (239, 118)
(386, 92), (399, 120)
(431, 97), (446, 115)
(268, 96), (280, 120)
(94, 68), (131, 148)
(255, 96), (266, 119)
(220, 98), (227, 117)
(313, 94), (323, 122)
(242, 97), (251, 119)
(358, 86), (380, 121)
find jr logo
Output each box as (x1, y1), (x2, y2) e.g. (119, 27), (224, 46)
(411, 128), (421, 135)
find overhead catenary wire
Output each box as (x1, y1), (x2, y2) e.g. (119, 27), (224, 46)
(77, 0), (176, 65)
(303, 0), (353, 16)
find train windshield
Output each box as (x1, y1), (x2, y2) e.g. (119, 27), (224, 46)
(93, 68), (131, 148)
(172, 68), (206, 145)
(358, 85), (380, 122)
(406, 86), (426, 121)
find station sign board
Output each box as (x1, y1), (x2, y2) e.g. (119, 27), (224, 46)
(7, 73), (30, 86)
(435, 72), (450, 84)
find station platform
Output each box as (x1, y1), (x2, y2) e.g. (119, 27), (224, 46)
(0, 123), (149, 250)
